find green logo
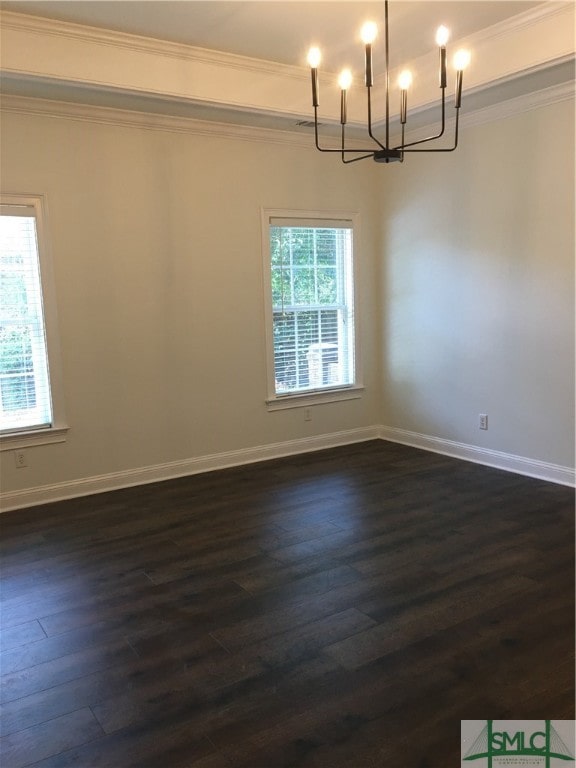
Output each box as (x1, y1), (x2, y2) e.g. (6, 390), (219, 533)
(463, 720), (575, 767)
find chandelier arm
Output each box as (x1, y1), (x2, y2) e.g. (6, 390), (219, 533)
(313, 107), (373, 154)
(342, 152), (378, 164)
(341, 124), (378, 163)
(401, 107), (460, 153)
(316, 143), (384, 155)
(317, 145), (385, 155)
(367, 87), (387, 150)
(394, 88), (447, 151)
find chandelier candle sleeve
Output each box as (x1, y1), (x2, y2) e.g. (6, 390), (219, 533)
(361, 21), (378, 87)
(398, 70), (412, 124)
(454, 49), (470, 108)
(436, 26), (449, 88)
(338, 69), (352, 124)
(307, 47), (321, 107)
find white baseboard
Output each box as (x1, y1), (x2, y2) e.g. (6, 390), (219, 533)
(2, 424), (573, 512)
(0, 426), (379, 512)
(379, 425), (576, 488)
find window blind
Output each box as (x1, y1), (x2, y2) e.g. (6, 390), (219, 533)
(0, 205), (53, 433)
(269, 221), (355, 396)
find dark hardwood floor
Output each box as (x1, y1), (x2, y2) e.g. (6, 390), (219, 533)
(0, 440), (574, 768)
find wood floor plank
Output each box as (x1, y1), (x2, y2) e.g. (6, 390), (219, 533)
(0, 441), (572, 767)
(0, 636), (136, 704)
(0, 621), (141, 678)
(37, 578), (249, 638)
(0, 621), (46, 653)
(20, 720), (219, 768)
(0, 708), (102, 768)
(0, 650), (192, 738)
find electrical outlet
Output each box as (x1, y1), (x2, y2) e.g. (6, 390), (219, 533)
(479, 413), (488, 430)
(14, 450), (28, 468)
(304, 408), (312, 422)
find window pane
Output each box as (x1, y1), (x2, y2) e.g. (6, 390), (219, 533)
(291, 229), (313, 266)
(317, 267), (338, 304)
(273, 312), (296, 392)
(0, 211), (53, 432)
(271, 264), (291, 307)
(316, 230), (338, 265)
(293, 267), (315, 305)
(268, 219), (355, 397)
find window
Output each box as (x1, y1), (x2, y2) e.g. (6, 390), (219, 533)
(0, 195), (66, 446)
(263, 210), (361, 408)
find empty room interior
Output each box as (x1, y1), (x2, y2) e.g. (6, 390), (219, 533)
(0, 1), (574, 766)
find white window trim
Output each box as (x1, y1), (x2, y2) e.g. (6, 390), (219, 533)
(261, 208), (363, 411)
(0, 193), (68, 450)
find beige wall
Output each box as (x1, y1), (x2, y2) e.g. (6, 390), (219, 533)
(1, 95), (574, 499)
(0, 111), (381, 493)
(379, 99), (575, 467)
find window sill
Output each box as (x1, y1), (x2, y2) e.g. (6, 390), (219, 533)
(0, 426), (69, 451)
(266, 386), (364, 411)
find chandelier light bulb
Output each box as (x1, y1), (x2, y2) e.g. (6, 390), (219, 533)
(338, 68), (353, 90)
(435, 25), (449, 47)
(453, 49), (471, 71)
(307, 46), (322, 69)
(398, 69), (412, 90)
(361, 21), (378, 45)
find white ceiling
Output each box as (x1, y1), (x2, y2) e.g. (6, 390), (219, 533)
(2, 1), (542, 72)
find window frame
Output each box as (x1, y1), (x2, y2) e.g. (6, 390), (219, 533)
(0, 193), (68, 450)
(261, 208), (363, 411)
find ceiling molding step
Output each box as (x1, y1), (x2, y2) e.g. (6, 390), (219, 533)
(0, 93), (351, 150)
(461, 80), (575, 128)
(0, 10), (312, 120)
(2, 79), (571, 154)
(390, 80), (575, 147)
(370, 1), (575, 120)
(3, 5), (574, 128)
(368, 55), (575, 135)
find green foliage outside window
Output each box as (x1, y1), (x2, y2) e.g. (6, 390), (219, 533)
(270, 226), (345, 392)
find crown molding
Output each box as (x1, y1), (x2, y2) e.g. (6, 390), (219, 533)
(384, 80), (574, 148)
(462, 80), (575, 127)
(0, 93), (343, 150)
(4, 3), (570, 82)
(461, 1), (574, 46)
(375, 57), (575, 135)
(0, 10), (305, 81)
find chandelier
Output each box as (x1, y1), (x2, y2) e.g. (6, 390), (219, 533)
(306, 0), (471, 163)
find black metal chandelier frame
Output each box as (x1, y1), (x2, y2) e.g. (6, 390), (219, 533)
(307, 0), (469, 164)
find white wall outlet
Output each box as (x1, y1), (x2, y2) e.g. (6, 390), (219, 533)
(14, 450), (28, 468)
(479, 413), (488, 430)
(304, 408), (312, 422)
